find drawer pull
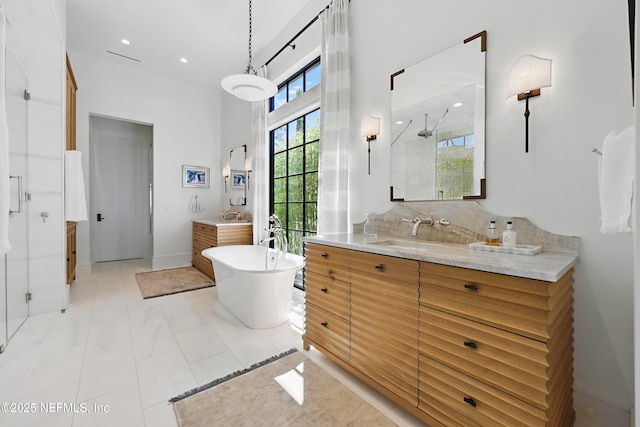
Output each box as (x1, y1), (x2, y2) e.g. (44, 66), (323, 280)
(464, 283), (478, 291)
(463, 341), (477, 349)
(463, 397), (477, 407)
(374, 264), (384, 271)
(321, 322), (328, 328)
(321, 288), (328, 293)
(321, 253), (329, 258)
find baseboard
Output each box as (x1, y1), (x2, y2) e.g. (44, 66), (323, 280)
(152, 253), (192, 271)
(573, 389), (631, 426)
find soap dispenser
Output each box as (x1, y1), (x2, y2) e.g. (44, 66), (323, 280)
(502, 221), (517, 248)
(486, 220), (500, 246)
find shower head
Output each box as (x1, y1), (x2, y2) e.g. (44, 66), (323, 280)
(417, 109), (449, 138)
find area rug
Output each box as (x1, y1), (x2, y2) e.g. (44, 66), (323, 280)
(170, 349), (396, 427)
(135, 267), (213, 299)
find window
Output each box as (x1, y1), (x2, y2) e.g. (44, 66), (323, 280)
(270, 109), (320, 256)
(270, 59), (321, 112)
(436, 134), (475, 199)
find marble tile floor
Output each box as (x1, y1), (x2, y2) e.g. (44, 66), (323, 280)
(0, 259), (424, 427)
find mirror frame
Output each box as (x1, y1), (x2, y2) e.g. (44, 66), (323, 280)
(229, 144), (247, 206)
(389, 30), (487, 202)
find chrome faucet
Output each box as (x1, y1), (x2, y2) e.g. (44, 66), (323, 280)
(261, 214), (288, 254)
(402, 217), (434, 237)
(223, 211), (240, 221)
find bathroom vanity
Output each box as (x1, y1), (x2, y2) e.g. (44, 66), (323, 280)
(191, 220), (252, 279)
(303, 231), (577, 426)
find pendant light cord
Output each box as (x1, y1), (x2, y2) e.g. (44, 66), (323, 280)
(245, 0), (256, 75)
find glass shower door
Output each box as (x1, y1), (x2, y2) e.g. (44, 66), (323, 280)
(3, 48), (29, 346)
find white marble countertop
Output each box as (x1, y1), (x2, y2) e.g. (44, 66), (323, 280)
(303, 233), (579, 282)
(193, 219), (252, 227)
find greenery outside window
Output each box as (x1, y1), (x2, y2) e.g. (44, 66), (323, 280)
(270, 109), (320, 256)
(436, 134), (475, 199)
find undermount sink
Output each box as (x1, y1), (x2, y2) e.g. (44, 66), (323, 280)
(368, 239), (446, 251)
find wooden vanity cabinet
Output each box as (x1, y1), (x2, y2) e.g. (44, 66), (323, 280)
(419, 262), (575, 427)
(66, 221), (77, 285)
(303, 242), (575, 427)
(303, 243), (351, 362)
(191, 222), (252, 279)
(66, 55), (77, 285)
(350, 251), (419, 405)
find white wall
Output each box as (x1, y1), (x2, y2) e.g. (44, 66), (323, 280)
(68, 51), (222, 272)
(225, 0), (635, 420)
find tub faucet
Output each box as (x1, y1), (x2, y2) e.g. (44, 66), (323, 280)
(402, 217), (434, 237)
(262, 214), (288, 254)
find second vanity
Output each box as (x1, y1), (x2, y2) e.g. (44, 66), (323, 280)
(303, 224), (578, 427)
(192, 220), (253, 279)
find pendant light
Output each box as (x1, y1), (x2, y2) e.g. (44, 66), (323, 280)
(221, 0), (278, 102)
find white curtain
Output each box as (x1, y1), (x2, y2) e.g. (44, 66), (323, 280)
(317, 0), (350, 236)
(0, 8), (10, 254)
(251, 66), (270, 245)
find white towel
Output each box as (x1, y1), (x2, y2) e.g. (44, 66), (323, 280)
(599, 126), (635, 233)
(0, 9), (11, 254)
(65, 150), (88, 222)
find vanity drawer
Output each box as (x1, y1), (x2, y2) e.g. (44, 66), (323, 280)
(305, 271), (349, 320)
(351, 250), (419, 284)
(419, 355), (547, 427)
(304, 243), (351, 282)
(420, 306), (550, 409)
(419, 262), (574, 341)
(305, 303), (350, 362)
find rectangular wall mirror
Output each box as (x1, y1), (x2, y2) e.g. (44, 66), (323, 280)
(229, 144), (247, 206)
(390, 31), (486, 201)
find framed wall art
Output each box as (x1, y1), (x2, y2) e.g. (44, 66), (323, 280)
(183, 165), (210, 188)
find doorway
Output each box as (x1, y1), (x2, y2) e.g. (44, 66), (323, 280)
(89, 116), (153, 263)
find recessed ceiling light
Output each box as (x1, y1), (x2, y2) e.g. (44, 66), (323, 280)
(121, 39), (130, 45)
(453, 102), (463, 108)
(180, 58), (188, 64)
(395, 121), (404, 125)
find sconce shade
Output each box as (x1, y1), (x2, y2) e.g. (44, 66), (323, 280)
(361, 114), (381, 139)
(505, 54), (552, 99)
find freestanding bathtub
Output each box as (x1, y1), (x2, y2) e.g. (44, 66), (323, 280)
(202, 245), (305, 329)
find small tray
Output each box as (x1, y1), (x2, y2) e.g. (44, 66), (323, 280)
(469, 242), (542, 256)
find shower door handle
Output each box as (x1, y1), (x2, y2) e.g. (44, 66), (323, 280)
(9, 175), (23, 215)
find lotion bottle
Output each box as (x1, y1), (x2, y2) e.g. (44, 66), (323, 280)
(486, 220), (500, 246)
(502, 221), (517, 248)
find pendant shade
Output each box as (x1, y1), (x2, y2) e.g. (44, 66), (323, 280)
(221, 73), (278, 102)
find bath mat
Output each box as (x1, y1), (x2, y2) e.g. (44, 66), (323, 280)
(170, 349), (396, 427)
(135, 267), (213, 299)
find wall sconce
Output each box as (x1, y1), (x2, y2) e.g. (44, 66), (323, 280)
(244, 158), (252, 191)
(506, 54), (552, 153)
(361, 114), (380, 175)
(223, 167), (230, 193)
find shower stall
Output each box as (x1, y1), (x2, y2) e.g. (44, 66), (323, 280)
(1, 48), (30, 352)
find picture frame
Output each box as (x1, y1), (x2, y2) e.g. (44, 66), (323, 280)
(231, 170), (246, 189)
(183, 165), (210, 188)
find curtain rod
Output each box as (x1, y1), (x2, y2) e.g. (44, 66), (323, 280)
(262, 0), (350, 68)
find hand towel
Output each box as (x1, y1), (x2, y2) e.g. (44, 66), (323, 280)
(0, 9), (11, 254)
(65, 150), (88, 222)
(599, 126), (635, 233)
